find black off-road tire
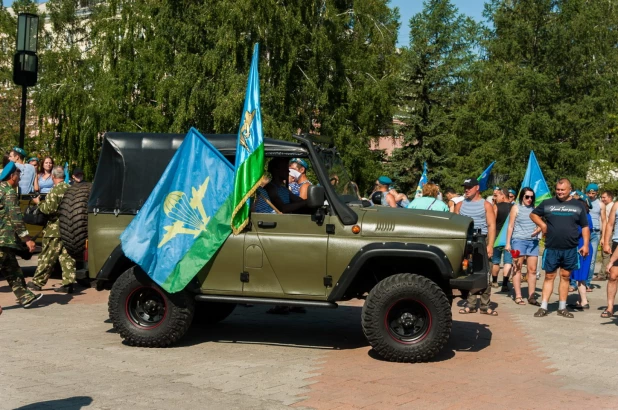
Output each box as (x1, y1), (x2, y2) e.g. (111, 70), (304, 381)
(108, 266), (195, 347)
(362, 273), (452, 363)
(59, 182), (92, 260)
(192, 302), (237, 325)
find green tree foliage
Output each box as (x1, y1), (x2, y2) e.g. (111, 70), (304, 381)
(25, 0), (399, 185)
(389, 0), (480, 192)
(0, 0), (39, 155)
(457, 0), (618, 191)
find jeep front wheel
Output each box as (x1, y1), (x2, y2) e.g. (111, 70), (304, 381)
(108, 266), (195, 347)
(361, 273), (451, 363)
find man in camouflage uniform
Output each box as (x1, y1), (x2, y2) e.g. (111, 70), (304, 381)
(27, 166), (76, 294)
(0, 161), (43, 308)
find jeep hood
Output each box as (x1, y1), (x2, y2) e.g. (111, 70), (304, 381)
(358, 207), (472, 239)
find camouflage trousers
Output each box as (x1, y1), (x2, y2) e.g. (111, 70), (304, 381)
(0, 247), (37, 305)
(32, 237), (76, 287)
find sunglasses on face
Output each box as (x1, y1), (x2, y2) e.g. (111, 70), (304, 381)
(524, 195), (533, 199)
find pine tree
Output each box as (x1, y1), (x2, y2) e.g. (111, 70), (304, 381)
(390, 0), (480, 193)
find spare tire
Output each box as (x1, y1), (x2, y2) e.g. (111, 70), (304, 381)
(59, 182), (92, 260)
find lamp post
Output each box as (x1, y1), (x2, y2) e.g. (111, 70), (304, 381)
(12, 13), (39, 150)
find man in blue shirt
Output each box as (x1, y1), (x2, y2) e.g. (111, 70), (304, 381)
(530, 178), (590, 318)
(8, 147), (36, 194)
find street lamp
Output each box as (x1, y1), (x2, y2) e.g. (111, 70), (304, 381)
(13, 13), (39, 150)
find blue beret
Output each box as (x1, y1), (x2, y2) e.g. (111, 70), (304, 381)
(290, 158), (309, 169)
(0, 161), (17, 181)
(586, 183), (599, 192)
(28, 157), (39, 163)
(12, 147), (27, 157)
(378, 176), (392, 185)
(508, 189), (516, 195)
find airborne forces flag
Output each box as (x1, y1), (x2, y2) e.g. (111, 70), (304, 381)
(231, 44), (265, 235)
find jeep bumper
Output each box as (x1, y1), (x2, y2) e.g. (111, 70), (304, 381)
(449, 273), (489, 295)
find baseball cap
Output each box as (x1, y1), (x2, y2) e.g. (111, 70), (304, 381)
(462, 178), (479, 188)
(586, 183), (599, 192)
(377, 176), (392, 185)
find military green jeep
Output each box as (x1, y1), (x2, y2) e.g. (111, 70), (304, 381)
(85, 132), (489, 363)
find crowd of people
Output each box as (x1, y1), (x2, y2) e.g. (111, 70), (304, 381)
(0, 147), (87, 315)
(370, 174), (618, 319)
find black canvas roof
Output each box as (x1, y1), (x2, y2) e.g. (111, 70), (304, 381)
(88, 132), (308, 214)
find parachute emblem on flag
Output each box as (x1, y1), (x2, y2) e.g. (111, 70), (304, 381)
(239, 110), (256, 153)
(158, 176), (211, 248)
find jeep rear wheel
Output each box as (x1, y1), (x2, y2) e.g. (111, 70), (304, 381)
(362, 273), (451, 363)
(108, 266), (195, 347)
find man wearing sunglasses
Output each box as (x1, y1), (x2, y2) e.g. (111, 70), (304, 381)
(530, 178), (590, 318)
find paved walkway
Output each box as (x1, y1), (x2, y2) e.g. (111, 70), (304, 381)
(1, 257), (617, 409)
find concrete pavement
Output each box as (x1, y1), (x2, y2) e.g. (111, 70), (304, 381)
(1, 256), (617, 409)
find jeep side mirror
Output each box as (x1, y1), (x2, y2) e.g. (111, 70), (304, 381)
(306, 185), (325, 208)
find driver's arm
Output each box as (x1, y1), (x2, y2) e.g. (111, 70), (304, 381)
(265, 184), (307, 213)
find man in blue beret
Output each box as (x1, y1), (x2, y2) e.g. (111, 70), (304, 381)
(289, 158), (312, 199)
(8, 147), (36, 194)
(585, 183), (605, 286)
(0, 162), (43, 310)
(372, 176), (397, 207)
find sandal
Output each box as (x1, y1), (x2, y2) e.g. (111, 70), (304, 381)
(557, 309), (574, 318)
(514, 297), (526, 305)
(586, 287), (593, 293)
(534, 308), (549, 317)
(458, 307), (478, 314)
(568, 286), (576, 292)
(600, 310), (613, 318)
(480, 308), (498, 316)
(527, 297), (541, 306)
(567, 302), (589, 310)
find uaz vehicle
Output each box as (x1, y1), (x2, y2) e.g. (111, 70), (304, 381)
(77, 132), (489, 363)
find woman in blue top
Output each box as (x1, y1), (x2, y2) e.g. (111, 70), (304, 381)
(33, 156), (54, 194)
(506, 188), (542, 306)
(407, 183), (449, 212)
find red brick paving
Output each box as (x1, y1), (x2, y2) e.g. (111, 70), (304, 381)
(295, 300), (617, 409)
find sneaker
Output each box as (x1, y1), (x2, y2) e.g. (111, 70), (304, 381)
(23, 294), (43, 309)
(54, 284), (74, 294)
(27, 281), (42, 291)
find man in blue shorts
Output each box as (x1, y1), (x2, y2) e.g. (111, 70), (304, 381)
(530, 178), (590, 318)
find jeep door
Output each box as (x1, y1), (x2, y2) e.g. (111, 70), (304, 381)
(243, 212), (329, 297)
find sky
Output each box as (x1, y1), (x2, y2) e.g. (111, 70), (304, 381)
(3, 0), (488, 47)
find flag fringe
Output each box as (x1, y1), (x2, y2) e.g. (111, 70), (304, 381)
(231, 179), (262, 235)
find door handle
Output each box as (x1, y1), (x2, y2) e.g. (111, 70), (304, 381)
(258, 221), (277, 228)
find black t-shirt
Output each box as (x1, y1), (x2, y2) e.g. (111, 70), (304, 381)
(531, 197), (588, 249)
(495, 202), (512, 234)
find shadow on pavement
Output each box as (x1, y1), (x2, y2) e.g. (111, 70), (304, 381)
(14, 396), (93, 410)
(178, 305), (368, 350)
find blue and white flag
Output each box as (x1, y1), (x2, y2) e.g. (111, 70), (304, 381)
(120, 128), (235, 293)
(414, 162), (428, 198)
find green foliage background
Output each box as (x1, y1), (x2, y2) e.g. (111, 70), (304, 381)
(2, 0), (618, 195)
